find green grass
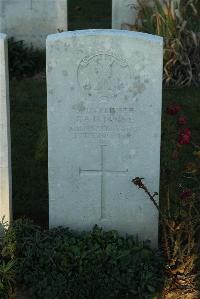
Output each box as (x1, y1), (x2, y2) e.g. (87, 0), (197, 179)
(10, 79), (200, 226)
(10, 80), (48, 226)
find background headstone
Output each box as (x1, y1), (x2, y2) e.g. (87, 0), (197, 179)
(112, 0), (159, 29)
(0, 33), (12, 223)
(0, 0), (68, 48)
(112, 0), (139, 29)
(47, 29), (163, 246)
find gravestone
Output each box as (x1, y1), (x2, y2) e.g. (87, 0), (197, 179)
(112, 0), (139, 29)
(0, 0), (68, 48)
(47, 29), (163, 246)
(0, 33), (12, 223)
(112, 0), (157, 29)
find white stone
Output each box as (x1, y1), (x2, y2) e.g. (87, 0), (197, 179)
(0, 0), (68, 48)
(47, 29), (163, 246)
(112, 0), (139, 29)
(0, 33), (12, 223)
(112, 0), (163, 29)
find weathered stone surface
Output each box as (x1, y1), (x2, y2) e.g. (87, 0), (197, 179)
(47, 29), (163, 246)
(0, 33), (12, 223)
(0, 0), (68, 48)
(112, 0), (155, 29)
(112, 0), (139, 29)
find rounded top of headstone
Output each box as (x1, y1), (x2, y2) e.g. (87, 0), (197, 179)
(47, 29), (163, 45)
(0, 33), (7, 40)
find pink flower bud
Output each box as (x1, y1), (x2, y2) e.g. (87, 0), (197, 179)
(166, 104), (181, 115)
(178, 128), (191, 145)
(180, 189), (193, 199)
(178, 116), (187, 125)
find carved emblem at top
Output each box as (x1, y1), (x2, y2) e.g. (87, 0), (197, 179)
(77, 53), (131, 100)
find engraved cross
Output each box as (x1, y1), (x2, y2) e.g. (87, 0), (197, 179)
(79, 145), (128, 220)
(30, 0), (33, 9)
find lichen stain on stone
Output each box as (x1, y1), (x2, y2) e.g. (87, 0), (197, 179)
(135, 82), (145, 95)
(64, 43), (70, 51)
(47, 65), (53, 73)
(49, 89), (55, 95)
(124, 95), (129, 101)
(110, 108), (115, 114)
(72, 102), (86, 112)
(62, 70), (68, 77)
(130, 74), (147, 97)
(128, 87), (133, 93)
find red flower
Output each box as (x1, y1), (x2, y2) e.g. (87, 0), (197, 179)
(180, 189), (193, 199)
(178, 128), (191, 145)
(166, 104), (181, 115)
(178, 116), (187, 125)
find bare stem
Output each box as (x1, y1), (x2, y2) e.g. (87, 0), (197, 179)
(132, 177), (175, 232)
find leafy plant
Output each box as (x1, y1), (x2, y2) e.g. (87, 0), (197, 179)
(0, 260), (16, 299)
(132, 176), (199, 292)
(181, 0), (200, 32)
(132, 97), (200, 297)
(3, 219), (163, 299)
(0, 219), (16, 299)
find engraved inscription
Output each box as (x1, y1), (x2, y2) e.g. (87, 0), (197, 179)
(70, 106), (136, 141)
(79, 145), (128, 220)
(77, 53), (131, 100)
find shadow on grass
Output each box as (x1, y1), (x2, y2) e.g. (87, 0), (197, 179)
(68, 0), (112, 30)
(10, 79), (48, 227)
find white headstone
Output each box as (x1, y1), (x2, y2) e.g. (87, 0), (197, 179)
(112, 0), (139, 29)
(47, 29), (163, 246)
(0, 33), (12, 223)
(0, 0), (68, 48)
(112, 0), (156, 29)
